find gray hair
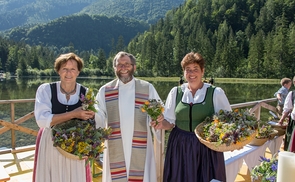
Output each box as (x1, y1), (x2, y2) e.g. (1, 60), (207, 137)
(112, 51), (136, 68)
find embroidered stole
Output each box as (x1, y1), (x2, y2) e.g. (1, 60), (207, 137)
(105, 79), (149, 182)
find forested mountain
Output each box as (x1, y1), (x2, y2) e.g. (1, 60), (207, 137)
(126, 0), (295, 78)
(78, 0), (185, 24)
(0, 0), (96, 31)
(4, 14), (149, 55)
(0, 0), (185, 31)
(1, 0), (295, 79)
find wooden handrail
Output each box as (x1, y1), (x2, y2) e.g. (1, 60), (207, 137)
(0, 99), (35, 104)
(0, 98), (278, 182)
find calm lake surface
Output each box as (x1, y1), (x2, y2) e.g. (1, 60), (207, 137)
(0, 77), (285, 149)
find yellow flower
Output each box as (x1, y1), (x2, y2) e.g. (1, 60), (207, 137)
(141, 108), (146, 112)
(80, 87), (98, 112)
(140, 99), (164, 121)
(78, 142), (89, 154)
(219, 133), (224, 140)
(66, 146), (73, 153)
(202, 109), (257, 146)
(52, 118), (112, 163)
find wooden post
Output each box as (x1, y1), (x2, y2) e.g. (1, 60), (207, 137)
(154, 129), (165, 182)
(10, 102), (15, 150)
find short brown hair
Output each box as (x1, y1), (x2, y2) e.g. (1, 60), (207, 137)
(181, 52), (205, 71)
(280, 77), (291, 86)
(54, 52), (84, 72)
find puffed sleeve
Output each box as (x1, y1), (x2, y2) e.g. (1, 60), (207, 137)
(213, 87), (232, 113)
(34, 83), (54, 129)
(162, 86), (178, 125)
(283, 91), (293, 114)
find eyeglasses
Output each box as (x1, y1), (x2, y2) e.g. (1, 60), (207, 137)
(116, 63), (133, 68)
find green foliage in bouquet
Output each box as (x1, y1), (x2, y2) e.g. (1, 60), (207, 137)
(80, 88), (98, 112)
(251, 154), (278, 182)
(52, 119), (112, 161)
(52, 87), (112, 164)
(140, 99), (164, 122)
(256, 120), (274, 139)
(202, 109), (257, 146)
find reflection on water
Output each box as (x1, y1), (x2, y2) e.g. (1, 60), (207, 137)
(0, 77), (285, 148)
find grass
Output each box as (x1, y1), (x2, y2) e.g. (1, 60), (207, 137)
(138, 77), (280, 84)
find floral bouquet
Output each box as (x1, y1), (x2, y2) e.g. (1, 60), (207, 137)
(268, 116), (288, 129)
(52, 119), (112, 160)
(140, 99), (164, 124)
(256, 121), (274, 139)
(249, 121), (275, 146)
(251, 154), (278, 182)
(195, 109), (257, 151)
(52, 88), (112, 163)
(80, 88), (98, 112)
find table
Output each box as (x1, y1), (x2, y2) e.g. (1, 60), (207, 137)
(224, 135), (284, 182)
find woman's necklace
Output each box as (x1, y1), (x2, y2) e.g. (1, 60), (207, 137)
(60, 84), (76, 96)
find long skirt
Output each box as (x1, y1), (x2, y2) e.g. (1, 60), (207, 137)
(163, 126), (226, 182)
(285, 119), (295, 151)
(32, 128), (92, 182)
(289, 128), (295, 152)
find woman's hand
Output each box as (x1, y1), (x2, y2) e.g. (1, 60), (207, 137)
(150, 114), (174, 130)
(51, 107), (95, 126)
(73, 107), (95, 120)
(151, 114), (164, 129)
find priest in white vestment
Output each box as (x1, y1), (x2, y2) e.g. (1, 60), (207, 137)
(95, 51), (162, 182)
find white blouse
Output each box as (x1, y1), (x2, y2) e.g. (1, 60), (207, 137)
(34, 81), (83, 128)
(163, 82), (232, 124)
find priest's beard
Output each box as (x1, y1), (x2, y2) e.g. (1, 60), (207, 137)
(116, 67), (135, 84)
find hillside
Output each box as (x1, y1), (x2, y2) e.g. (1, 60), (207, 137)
(3, 14), (149, 54)
(1, 0), (295, 79)
(0, 0), (185, 31)
(0, 0), (96, 31)
(79, 0), (185, 24)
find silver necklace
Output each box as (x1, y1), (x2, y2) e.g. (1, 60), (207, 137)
(60, 84), (76, 96)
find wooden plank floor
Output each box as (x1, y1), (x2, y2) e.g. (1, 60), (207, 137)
(0, 149), (34, 182)
(0, 144), (284, 182)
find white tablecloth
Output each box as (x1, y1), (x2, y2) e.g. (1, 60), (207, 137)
(224, 135), (284, 182)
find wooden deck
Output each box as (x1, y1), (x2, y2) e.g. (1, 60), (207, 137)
(0, 146), (34, 182)
(0, 144), (284, 182)
(0, 145), (103, 182)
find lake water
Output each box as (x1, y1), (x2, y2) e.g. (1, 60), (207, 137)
(0, 77), (284, 148)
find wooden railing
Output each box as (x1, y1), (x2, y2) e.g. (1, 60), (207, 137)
(0, 99), (36, 154)
(0, 98), (278, 181)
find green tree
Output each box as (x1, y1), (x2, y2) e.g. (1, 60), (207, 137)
(272, 13), (289, 77)
(247, 30), (265, 78)
(97, 48), (107, 70)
